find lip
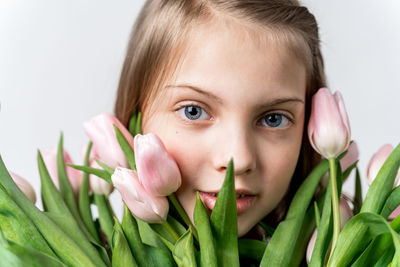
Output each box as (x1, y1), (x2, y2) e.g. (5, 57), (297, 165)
(198, 190), (256, 214)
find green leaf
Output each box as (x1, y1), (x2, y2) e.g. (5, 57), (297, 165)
(128, 110), (138, 137)
(149, 217), (180, 250)
(353, 168), (362, 215)
(113, 125), (136, 170)
(238, 239), (266, 262)
(79, 142), (101, 243)
(38, 150), (73, 216)
(210, 159), (239, 267)
(68, 164), (112, 184)
(309, 180), (333, 267)
(168, 194), (198, 240)
(194, 192), (217, 267)
(56, 135), (96, 246)
(136, 219), (169, 251)
(290, 202), (317, 266)
(124, 211), (174, 266)
(260, 159), (330, 267)
(0, 155), (106, 266)
(144, 245), (175, 267)
(166, 214), (187, 238)
(350, 233), (392, 267)
(361, 143), (400, 213)
(135, 112), (142, 135)
(56, 133), (81, 223)
(45, 211), (110, 267)
(172, 228), (197, 267)
(38, 150), (108, 265)
(341, 160), (358, 182)
(111, 218), (138, 267)
(0, 229), (66, 267)
(0, 186), (55, 258)
(374, 246), (395, 267)
(381, 185), (400, 219)
(94, 159), (114, 175)
(257, 221), (275, 236)
(313, 201), (320, 228)
(94, 194), (114, 246)
(327, 212), (400, 267)
(122, 205), (153, 267)
(350, 210), (400, 267)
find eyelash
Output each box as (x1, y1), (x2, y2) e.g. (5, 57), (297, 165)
(175, 103), (294, 129)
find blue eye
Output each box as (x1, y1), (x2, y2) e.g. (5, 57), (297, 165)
(178, 105), (210, 121)
(260, 113), (290, 128)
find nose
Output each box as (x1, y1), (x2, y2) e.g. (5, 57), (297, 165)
(212, 125), (257, 176)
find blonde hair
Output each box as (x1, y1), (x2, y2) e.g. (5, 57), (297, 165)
(114, 0), (325, 226)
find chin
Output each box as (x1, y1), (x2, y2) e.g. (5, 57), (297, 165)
(237, 216), (257, 237)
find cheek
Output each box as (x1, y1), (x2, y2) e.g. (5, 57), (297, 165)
(262, 126), (304, 196)
(154, 128), (207, 192)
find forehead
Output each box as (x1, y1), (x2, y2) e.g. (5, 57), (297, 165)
(142, 19), (307, 115)
(169, 20), (307, 98)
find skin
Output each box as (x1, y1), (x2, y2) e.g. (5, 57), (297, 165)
(142, 20), (307, 236)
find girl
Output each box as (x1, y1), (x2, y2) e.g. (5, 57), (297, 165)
(114, 0), (325, 237)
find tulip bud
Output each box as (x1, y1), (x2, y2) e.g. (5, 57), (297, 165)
(111, 167), (168, 223)
(89, 160), (113, 195)
(306, 229), (318, 264)
(339, 197), (353, 227)
(83, 113), (134, 169)
(366, 144), (400, 187)
(40, 148), (82, 196)
(80, 145), (114, 195)
(308, 88), (351, 159)
(134, 133), (181, 196)
(9, 171), (36, 203)
(340, 141), (359, 171)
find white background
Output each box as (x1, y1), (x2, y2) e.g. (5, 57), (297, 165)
(1, 1), (399, 216)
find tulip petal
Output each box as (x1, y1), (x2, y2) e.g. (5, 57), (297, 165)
(9, 172), (36, 204)
(340, 141), (359, 172)
(366, 144), (397, 186)
(84, 113), (134, 169)
(40, 148), (82, 196)
(134, 133), (181, 196)
(308, 88), (351, 158)
(89, 160), (114, 195)
(112, 167), (169, 223)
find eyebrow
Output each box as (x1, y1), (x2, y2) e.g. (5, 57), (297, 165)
(166, 84), (224, 104)
(165, 83), (305, 107)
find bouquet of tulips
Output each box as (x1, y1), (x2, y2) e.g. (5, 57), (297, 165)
(0, 87), (399, 267)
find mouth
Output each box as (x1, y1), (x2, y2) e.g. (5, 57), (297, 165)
(199, 190), (256, 214)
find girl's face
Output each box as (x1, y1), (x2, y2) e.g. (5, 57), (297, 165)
(142, 22), (307, 236)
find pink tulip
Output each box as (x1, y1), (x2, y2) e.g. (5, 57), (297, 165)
(40, 148), (82, 196)
(80, 145), (114, 195)
(366, 144), (399, 186)
(9, 171), (36, 203)
(308, 88), (351, 159)
(389, 206), (400, 219)
(306, 229), (318, 264)
(111, 167), (168, 223)
(134, 133), (181, 196)
(83, 113), (134, 169)
(340, 141), (359, 171)
(339, 197), (353, 227)
(89, 159), (113, 195)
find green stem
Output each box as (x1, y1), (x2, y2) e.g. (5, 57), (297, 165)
(94, 193), (114, 245)
(164, 220), (180, 242)
(328, 157), (341, 254)
(168, 194), (198, 241)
